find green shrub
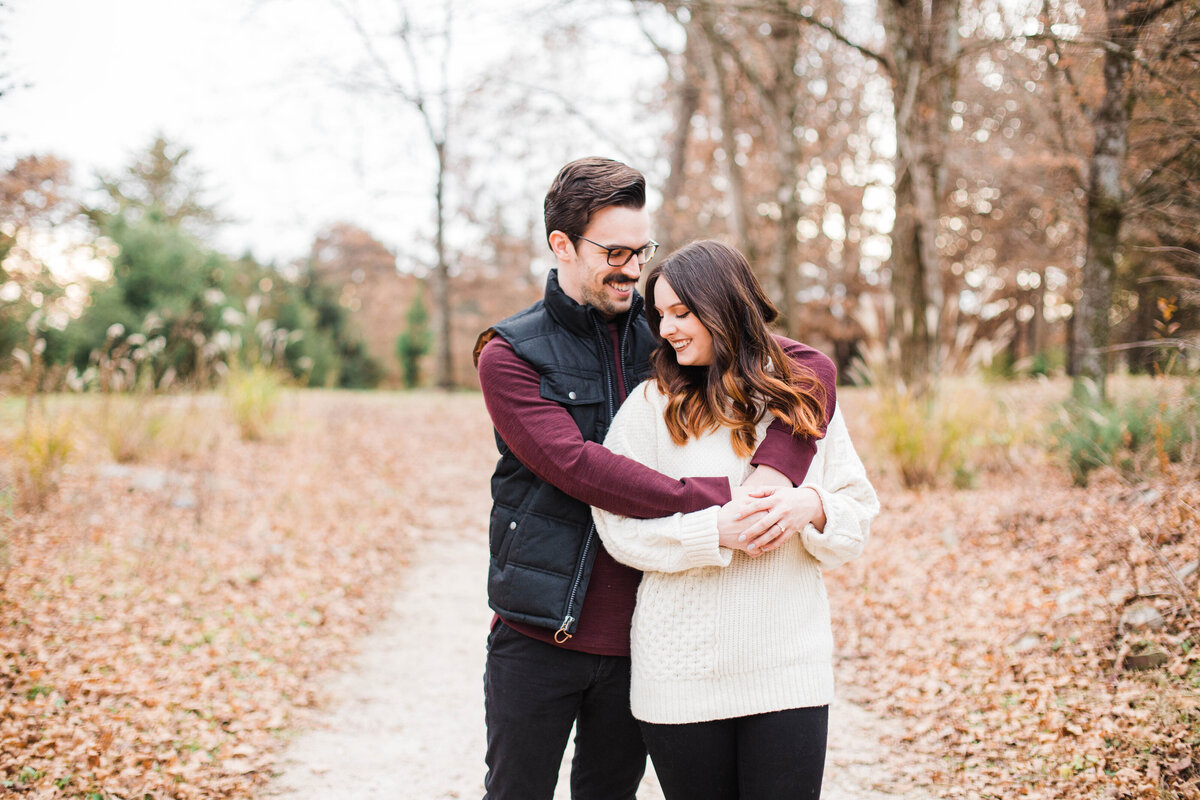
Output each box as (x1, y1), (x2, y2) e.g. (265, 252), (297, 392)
(1051, 378), (1199, 485)
(1025, 348), (1064, 378)
(396, 287), (432, 389)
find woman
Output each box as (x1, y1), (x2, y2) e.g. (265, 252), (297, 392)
(592, 240), (879, 799)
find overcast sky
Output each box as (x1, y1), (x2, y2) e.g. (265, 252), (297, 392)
(2, 0), (667, 267)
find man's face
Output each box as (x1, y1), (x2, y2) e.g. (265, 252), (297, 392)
(552, 205), (653, 318)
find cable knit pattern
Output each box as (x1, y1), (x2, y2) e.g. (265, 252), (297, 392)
(593, 380), (880, 725)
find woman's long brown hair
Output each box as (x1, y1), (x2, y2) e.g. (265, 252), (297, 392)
(644, 240), (827, 457)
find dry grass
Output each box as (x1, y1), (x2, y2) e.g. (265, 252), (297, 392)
(221, 365), (288, 442)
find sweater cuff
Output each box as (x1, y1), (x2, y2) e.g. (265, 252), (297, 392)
(677, 507), (728, 568)
(799, 485), (863, 569)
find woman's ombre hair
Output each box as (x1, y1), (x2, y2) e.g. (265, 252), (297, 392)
(644, 240), (827, 456)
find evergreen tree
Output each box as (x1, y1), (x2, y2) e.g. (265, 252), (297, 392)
(396, 286), (431, 389)
(63, 209), (227, 380)
(89, 135), (224, 235)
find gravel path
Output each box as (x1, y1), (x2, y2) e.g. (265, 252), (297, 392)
(264, 461), (929, 799)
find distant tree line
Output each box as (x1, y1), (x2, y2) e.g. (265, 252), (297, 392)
(2, 0), (1196, 395)
(0, 138), (384, 391)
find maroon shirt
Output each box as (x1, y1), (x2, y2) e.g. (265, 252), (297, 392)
(478, 323), (837, 656)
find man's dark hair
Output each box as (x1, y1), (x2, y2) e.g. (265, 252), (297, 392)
(544, 157), (646, 245)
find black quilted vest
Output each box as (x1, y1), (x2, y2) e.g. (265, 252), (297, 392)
(479, 270), (656, 639)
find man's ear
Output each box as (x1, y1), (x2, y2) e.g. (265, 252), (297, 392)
(548, 230), (576, 261)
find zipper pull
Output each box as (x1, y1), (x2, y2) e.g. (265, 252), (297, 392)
(554, 616), (575, 644)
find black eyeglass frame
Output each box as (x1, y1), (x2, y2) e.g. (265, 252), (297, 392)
(572, 235), (659, 267)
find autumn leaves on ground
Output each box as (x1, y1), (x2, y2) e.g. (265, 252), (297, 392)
(1, 383), (1197, 799)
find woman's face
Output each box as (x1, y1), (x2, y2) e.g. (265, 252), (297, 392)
(653, 277), (714, 367)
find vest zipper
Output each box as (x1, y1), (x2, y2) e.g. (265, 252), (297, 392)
(620, 294), (639, 367)
(556, 316), (621, 641)
(592, 315), (618, 420)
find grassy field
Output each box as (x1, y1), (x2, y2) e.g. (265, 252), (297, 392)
(1, 381), (1197, 798)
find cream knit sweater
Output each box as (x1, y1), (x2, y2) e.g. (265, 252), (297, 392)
(593, 380), (879, 725)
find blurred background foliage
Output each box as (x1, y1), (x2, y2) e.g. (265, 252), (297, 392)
(0, 0), (1197, 489)
(2, 141), (383, 391)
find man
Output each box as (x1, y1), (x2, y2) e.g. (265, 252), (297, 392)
(473, 157), (836, 799)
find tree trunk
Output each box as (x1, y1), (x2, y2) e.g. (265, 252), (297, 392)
(889, 166), (935, 383)
(1011, 274), (1048, 371)
(1129, 274), (1158, 374)
(1071, 12), (1134, 399)
(1030, 268), (1046, 359)
(433, 141), (454, 389)
(879, 0), (957, 388)
(698, 6), (755, 266)
(657, 16), (704, 260)
(769, 20), (802, 337)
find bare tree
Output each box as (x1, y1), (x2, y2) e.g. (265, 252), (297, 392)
(632, 2), (706, 258)
(876, 0), (959, 385)
(1068, 0), (1196, 396)
(675, 0), (959, 385)
(694, 4), (809, 326)
(333, 0), (458, 389)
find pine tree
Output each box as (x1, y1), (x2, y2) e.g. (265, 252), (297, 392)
(396, 287), (431, 389)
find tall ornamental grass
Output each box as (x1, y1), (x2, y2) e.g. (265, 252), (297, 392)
(861, 378), (1047, 489)
(7, 410), (73, 511)
(222, 363), (287, 441)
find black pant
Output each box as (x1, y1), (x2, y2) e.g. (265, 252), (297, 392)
(483, 623), (647, 800)
(639, 705), (829, 800)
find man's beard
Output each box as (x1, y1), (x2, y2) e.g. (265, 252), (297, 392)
(581, 278), (631, 319)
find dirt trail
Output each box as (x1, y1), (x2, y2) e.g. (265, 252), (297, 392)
(264, 452), (929, 799)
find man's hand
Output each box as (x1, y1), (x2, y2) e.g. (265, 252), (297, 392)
(716, 488), (770, 553)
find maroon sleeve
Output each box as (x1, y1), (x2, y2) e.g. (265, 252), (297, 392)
(477, 336), (732, 519)
(749, 336), (839, 486)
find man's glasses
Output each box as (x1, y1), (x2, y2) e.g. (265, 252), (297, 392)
(574, 235), (659, 268)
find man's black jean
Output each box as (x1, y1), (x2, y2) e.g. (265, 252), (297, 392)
(483, 622), (647, 800)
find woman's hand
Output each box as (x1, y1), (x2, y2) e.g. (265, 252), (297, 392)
(733, 465), (827, 554)
(736, 486), (826, 553)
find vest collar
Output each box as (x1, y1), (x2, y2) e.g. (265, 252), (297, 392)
(544, 269), (644, 338)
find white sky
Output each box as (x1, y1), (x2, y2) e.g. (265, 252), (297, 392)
(2, 0), (669, 267)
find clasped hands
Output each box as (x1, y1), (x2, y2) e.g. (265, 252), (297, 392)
(715, 466), (826, 557)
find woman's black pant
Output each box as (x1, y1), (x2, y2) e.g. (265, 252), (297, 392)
(639, 705), (829, 800)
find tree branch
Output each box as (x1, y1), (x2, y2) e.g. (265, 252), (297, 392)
(502, 78), (643, 161)
(1024, 32), (1200, 114)
(1092, 338), (1198, 353)
(706, 0), (892, 73)
(1122, 0), (1188, 31)
(1135, 262), (1200, 275)
(694, 7), (778, 118)
(1129, 140), (1196, 198)
(629, 0), (677, 64)
(331, 0), (417, 105)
